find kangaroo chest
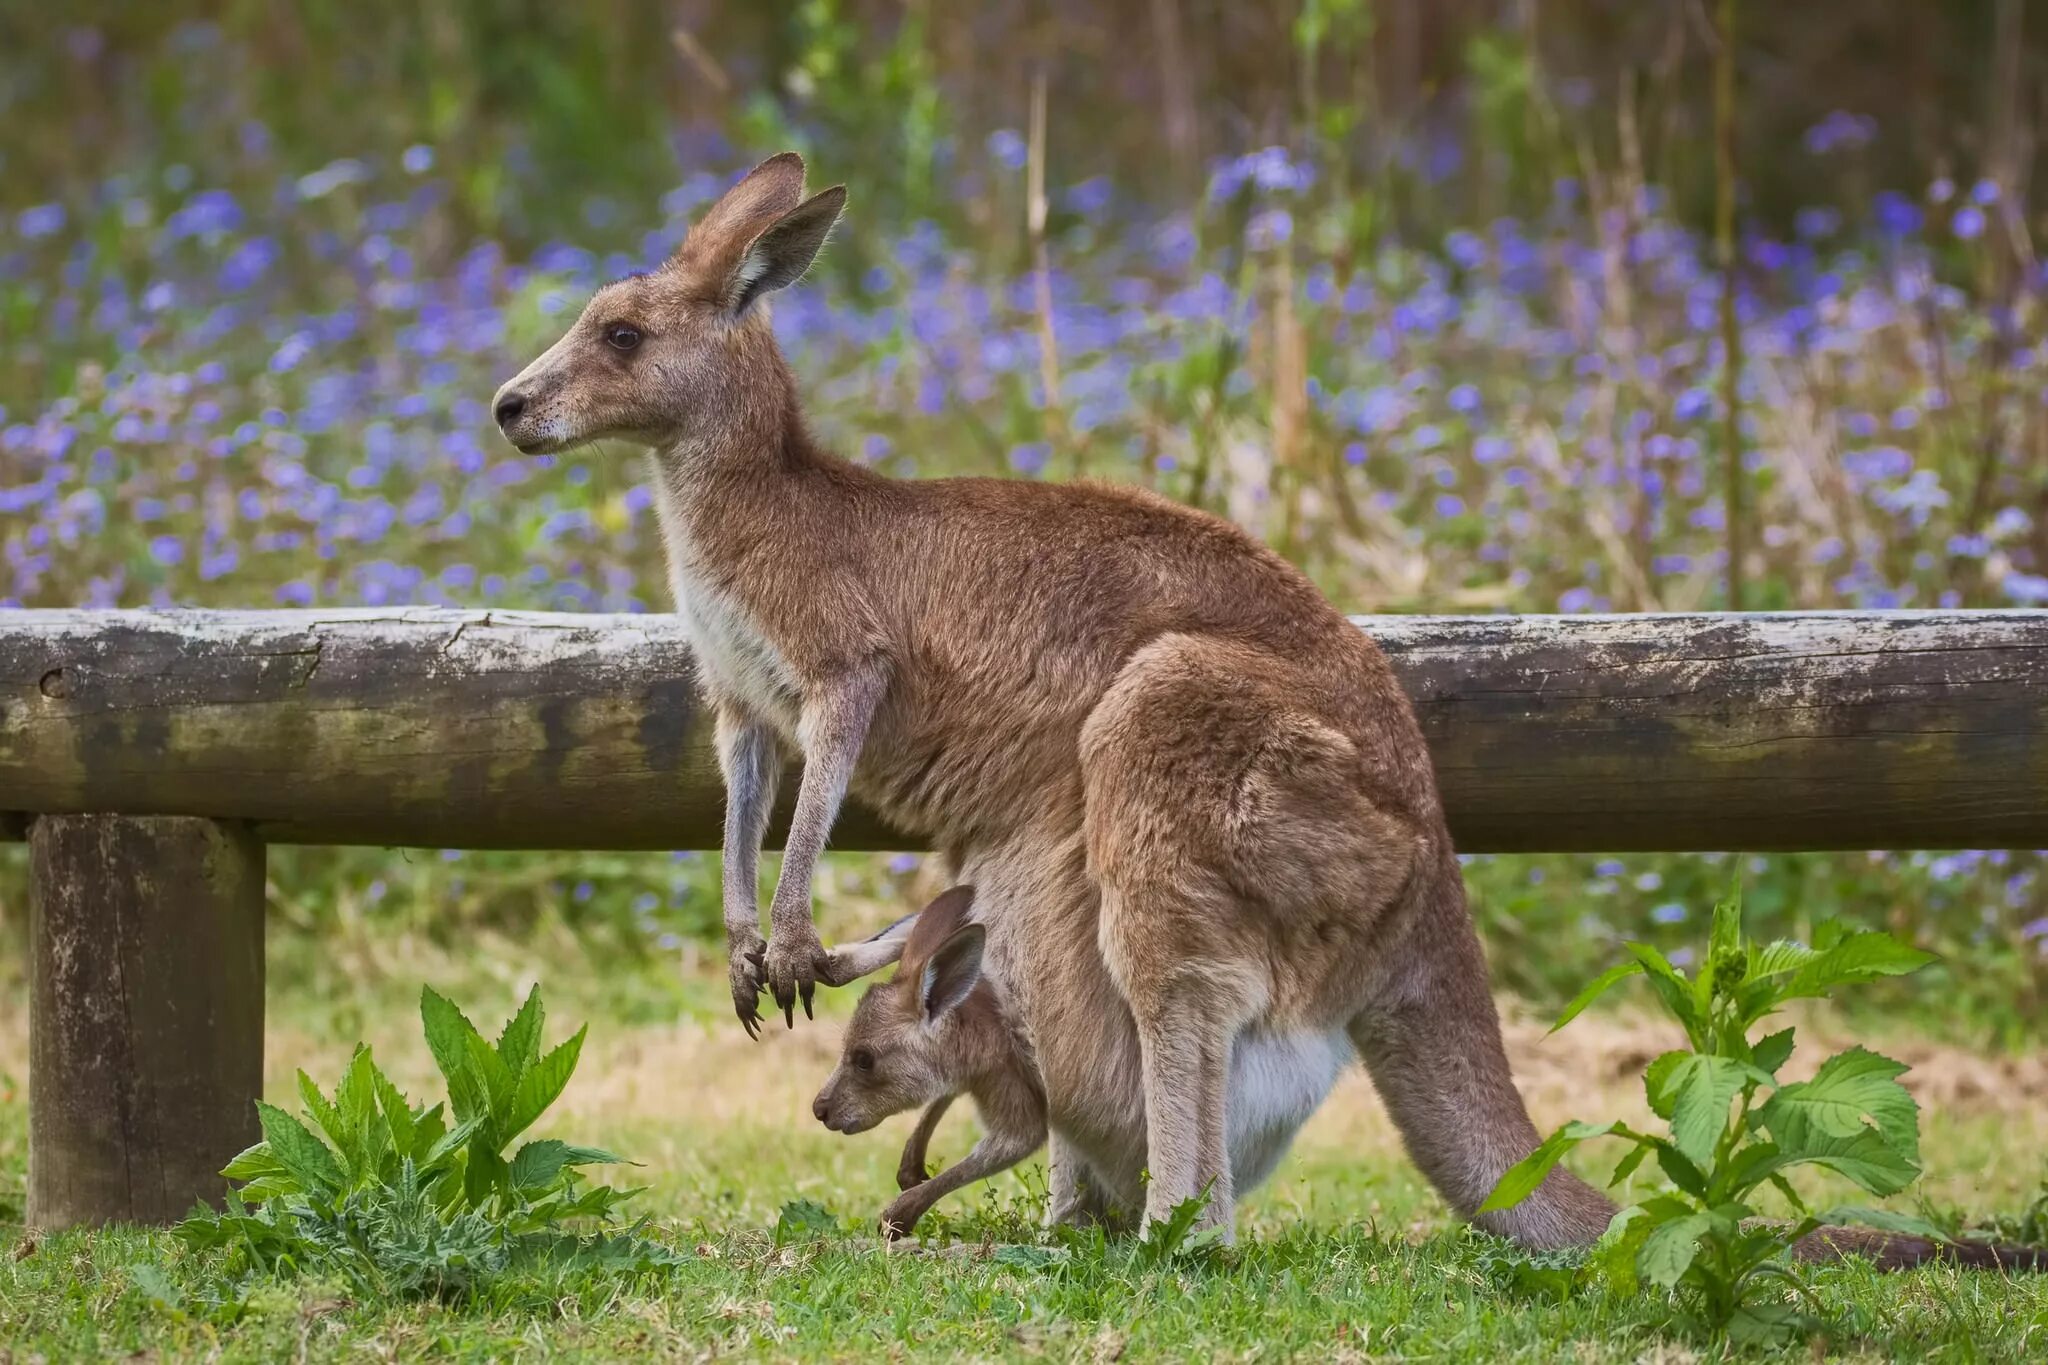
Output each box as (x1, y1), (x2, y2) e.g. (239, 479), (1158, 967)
(649, 481), (803, 732)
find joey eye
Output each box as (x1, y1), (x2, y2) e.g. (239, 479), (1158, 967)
(604, 322), (642, 352)
(851, 1048), (876, 1073)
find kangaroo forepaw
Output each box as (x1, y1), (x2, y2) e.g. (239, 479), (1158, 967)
(727, 932), (767, 1039)
(763, 928), (827, 1028)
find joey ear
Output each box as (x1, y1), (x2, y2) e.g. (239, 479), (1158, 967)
(918, 922), (985, 1023)
(727, 186), (846, 317)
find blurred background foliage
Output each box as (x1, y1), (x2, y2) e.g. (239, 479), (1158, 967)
(1, 1), (2045, 1040)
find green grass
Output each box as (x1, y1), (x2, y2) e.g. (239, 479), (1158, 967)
(2, 928), (2046, 1362)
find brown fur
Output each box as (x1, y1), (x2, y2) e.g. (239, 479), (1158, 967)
(490, 151), (1639, 1248)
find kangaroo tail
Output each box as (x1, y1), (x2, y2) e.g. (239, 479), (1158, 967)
(1794, 1224), (2048, 1273)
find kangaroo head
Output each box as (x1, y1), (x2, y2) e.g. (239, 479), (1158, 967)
(492, 150), (844, 456)
(812, 886), (994, 1135)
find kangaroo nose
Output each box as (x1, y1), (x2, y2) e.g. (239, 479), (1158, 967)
(493, 392), (526, 428)
(812, 1095), (832, 1126)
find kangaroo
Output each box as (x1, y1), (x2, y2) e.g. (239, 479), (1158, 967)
(811, 887), (1051, 1238)
(492, 149), (1617, 1247)
(824, 888), (2048, 1271)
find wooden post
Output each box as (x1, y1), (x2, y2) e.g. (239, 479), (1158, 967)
(28, 815), (265, 1228)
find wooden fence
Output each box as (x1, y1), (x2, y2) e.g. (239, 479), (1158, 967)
(5, 607), (2046, 1228)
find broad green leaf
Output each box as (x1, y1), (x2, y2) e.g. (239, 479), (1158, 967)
(509, 1138), (573, 1191)
(1609, 1142), (1650, 1186)
(295, 1072), (348, 1161)
(1653, 1143), (1709, 1199)
(232, 1176), (301, 1204)
(1747, 939), (1817, 981)
(1666, 1054), (1748, 1166)
(775, 1198), (841, 1243)
(220, 1142), (287, 1183)
(1549, 961), (1642, 1034)
(1624, 943), (1704, 1043)
(503, 1025), (588, 1143)
(1759, 1046), (1919, 1162)
(255, 1101), (343, 1196)
(1476, 1121), (1613, 1214)
(1749, 1125), (1922, 1198)
(421, 987), (489, 1104)
(463, 1030), (518, 1121)
(1638, 1211), (1714, 1288)
(465, 1143), (510, 1207)
(1642, 1050), (1689, 1119)
(409, 1102), (448, 1162)
(374, 1070), (418, 1162)
(1751, 1028), (1795, 1076)
(507, 1139), (618, 1191)
(496, 984), (546, 1081)
(1720, 1140), (1790, 1199)
(1781, 932), (1935, 1001)
(334, 1046), (387, 1176)
(419, 1115), (485, 1175)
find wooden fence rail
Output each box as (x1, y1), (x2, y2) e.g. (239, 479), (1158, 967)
(4, 606), (2047, 1229)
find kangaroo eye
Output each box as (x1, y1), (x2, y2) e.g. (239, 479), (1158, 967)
(851, 1048), (876, 1073)
(604, 323), (642, 352)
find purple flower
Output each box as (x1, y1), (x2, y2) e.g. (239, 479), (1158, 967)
(1952, 205), (1987, 241)
(1650, 902), (1688, 925)
(1802, 111), (1875, 156)
(987, 129), (1027, 170)
(1065, 177), (1113, 218)
(1674, 388), (1713, 423)
(17, 204), (66, 239)
(402, 144), (435, 175)
(1872, 191), (1922, 238)
(1009, 442), (1050, 477)
(1246, 208), (1293, 250)
(2002, 572), (2048, 604)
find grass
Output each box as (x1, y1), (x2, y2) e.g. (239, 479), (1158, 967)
(2, 921), (2046, 1361)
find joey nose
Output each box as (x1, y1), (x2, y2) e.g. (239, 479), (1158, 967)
(812, 1094), (832, 1127)
(493, 392), (527, 428)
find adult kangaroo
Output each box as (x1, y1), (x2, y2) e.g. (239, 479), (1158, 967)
(493, 151), (1613, 1247)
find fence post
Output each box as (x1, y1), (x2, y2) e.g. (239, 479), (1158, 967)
(28, 815), (265, 1228)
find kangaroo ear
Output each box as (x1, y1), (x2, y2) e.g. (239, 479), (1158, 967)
(727, 186), (846, 317)
(686, 151), (808, 252)
(918, 923), (985, 1024)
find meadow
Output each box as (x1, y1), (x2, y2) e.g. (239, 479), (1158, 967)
(3, 6), (2048, 1359)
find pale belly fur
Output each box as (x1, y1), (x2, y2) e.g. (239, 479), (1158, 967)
(1072, 1026), (1354, 1211)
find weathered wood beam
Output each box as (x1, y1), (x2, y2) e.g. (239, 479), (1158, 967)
(28, 815), (265, 1229)
(2, 608), (2045, 852)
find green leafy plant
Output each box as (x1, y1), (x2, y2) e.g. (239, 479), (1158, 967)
(175, 984), (679, 1301)
(1481, 884), (1939, 1341)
